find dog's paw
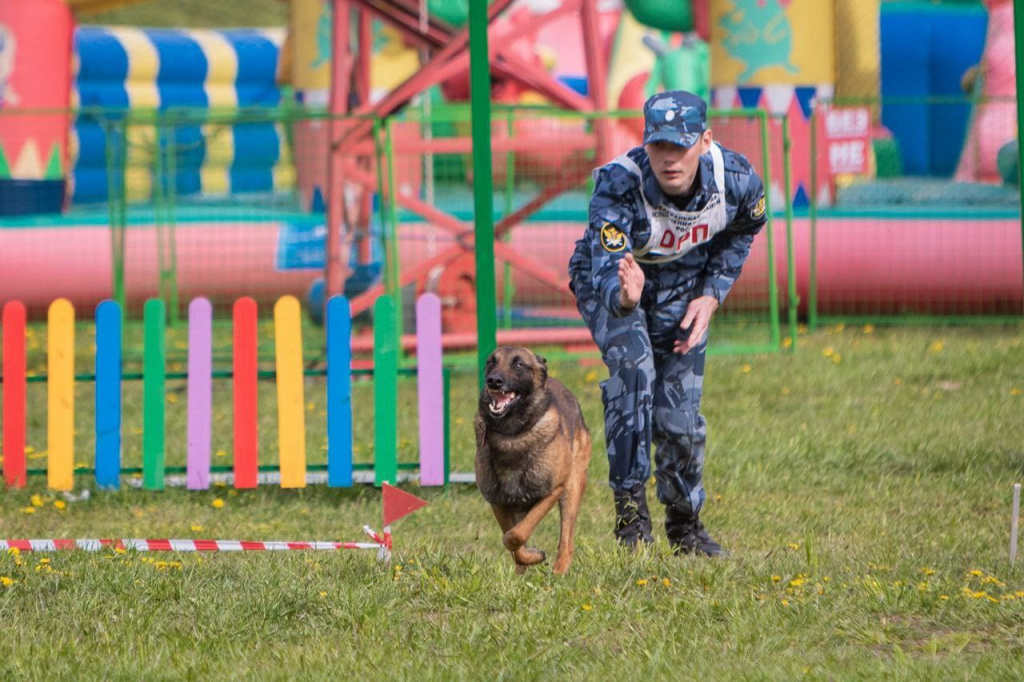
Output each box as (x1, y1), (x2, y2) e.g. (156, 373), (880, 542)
(513, 547), (546, 566)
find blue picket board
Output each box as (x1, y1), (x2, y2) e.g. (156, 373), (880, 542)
(326, 296), (353, 487)
(95, 300), (122, 489)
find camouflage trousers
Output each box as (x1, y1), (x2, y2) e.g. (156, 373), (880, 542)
(574, 284), (708, 518)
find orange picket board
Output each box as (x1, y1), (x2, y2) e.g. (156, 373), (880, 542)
(47, 299), (75, 491)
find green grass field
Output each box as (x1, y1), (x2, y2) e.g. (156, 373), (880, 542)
(0, 323), (1022, 678)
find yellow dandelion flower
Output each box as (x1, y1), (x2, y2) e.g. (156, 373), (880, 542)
(781, 386), (791, 395)
(969, 569), (983, 577)
(215, 450), (228, 458)
(662, 578), (671, 587)
(53, 500), (66, 510)
(39, 558), (50, 565)
(584, 370), (599, 383)
(24, 446), (34, 455)
(211, 498), (225, 509)
(940, 595), (949, 601)
(921, 567), (935, 576)
(772, 575), (781, 583)
(831, 353), (843, 364)
(581, 604), (592, 611)
(862, 324), (875, 334)
(893, 378), (902, 385)
(306, 402), (315, 411)
(319, 591), (328, 598)
(789, 577), (806, 587)
(742, 364), (752, 373)
(781, 599), (789, 606)
(822, 347), (835, 358)
(636, 579), (648, 586)
(0, 577), (14, 587)
(929, 340), (944, 354)
(30, 494), (43, 507)
(20, 507), (36, 514)
(1011, 388), (1021, 396)
(593, 587), (601, 595)
(191, 525), (204, 532)
(166, 393), (178, 404)
(787, 542), (800, 550)
(7, 548), (19, 557)
(782, 336), (793, 348)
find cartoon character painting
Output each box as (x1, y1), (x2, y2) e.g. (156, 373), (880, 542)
(719, 0), (797, 83)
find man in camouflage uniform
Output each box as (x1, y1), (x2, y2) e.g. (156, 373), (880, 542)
(568, 91), (767, 556)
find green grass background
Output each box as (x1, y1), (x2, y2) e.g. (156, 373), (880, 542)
(0, 323), (1022, 678)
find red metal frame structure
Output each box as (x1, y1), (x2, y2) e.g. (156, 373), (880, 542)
(323, 0), (611, 323)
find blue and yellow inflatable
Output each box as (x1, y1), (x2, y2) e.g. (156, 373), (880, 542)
(72, 26), (292, 204)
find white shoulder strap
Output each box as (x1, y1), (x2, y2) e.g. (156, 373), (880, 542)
(709, 142), (725, 194)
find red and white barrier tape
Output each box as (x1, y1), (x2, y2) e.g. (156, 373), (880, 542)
(0, 526), (392, 561)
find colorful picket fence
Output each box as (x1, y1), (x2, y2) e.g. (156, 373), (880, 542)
(0, 293), (448, 491)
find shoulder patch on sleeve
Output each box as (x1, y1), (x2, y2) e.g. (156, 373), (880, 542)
(600, 223), (627, 252)
(750, 194), (766, 220)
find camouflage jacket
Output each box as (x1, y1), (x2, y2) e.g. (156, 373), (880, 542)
(568, 143), (767, 317)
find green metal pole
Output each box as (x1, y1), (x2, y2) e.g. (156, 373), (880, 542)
(808, 103), (819, 331)
(469, 0), (498, 390)
(1015, 0), (1024, 313)
(165, 123), (180, 326)
(781, 115), (799, 351)
(383, 118), (403, 343)
(758, 111), (781, 351)
(442, 366), (451, 489)
(502, 108), (515, 329)
(106, 119), (127, 311)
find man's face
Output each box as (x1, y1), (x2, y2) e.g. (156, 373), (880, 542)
(644, 130), (713, 197)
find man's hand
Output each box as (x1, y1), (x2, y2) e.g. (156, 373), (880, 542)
(617, 253), (644, 310)
(674, 295), (719, 354)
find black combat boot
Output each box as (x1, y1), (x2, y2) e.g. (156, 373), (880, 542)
(665, 506), (726, 557)
(613, 485), (654, 549)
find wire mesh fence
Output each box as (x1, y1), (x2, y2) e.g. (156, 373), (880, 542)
(808, 96), (1023, 324)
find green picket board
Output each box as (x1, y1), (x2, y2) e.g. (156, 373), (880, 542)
(373, 296), (398, 487)
(143, 299), (166, 490)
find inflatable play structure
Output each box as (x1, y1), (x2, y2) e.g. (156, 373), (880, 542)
(955, 0), (1017, 184)
(0, 0), (1021, 329)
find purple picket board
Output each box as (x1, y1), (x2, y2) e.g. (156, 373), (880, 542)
(416, 294), (445, 485)
(186, 298), (213, 490)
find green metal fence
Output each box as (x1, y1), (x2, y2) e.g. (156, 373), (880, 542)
(807, 96), (1024, 327)
(2, 105), (792, 362)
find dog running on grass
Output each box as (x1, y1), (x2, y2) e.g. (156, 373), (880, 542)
(474, 346), (592, 575)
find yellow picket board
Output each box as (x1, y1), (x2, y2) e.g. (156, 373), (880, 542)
(47, 299), (75, 491)
(274, 296), (306, 488)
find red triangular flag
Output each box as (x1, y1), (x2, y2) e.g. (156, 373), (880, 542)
(382, 482), (428, 527)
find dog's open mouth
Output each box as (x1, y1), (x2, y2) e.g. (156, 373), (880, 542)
(487, 388), (520, 416)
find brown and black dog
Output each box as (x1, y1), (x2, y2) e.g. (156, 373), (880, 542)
(474, 346), (592, 575)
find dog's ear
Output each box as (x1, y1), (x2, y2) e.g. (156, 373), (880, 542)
(534, 351), (548, 384)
